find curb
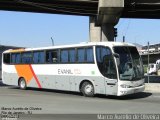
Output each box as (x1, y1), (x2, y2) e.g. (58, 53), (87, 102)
(145, 83), (160, 93)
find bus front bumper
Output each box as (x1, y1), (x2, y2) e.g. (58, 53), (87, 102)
(118, 84), (145, 96)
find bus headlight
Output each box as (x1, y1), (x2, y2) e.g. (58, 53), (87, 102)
(120, 84), (131, 88)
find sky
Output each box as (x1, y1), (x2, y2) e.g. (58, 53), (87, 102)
(0, 10), (160, 48)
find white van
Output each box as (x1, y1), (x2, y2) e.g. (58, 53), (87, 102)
(148, 64), (158, 75)
(156, 59), (160, 75)
(156, 59), (160, 69)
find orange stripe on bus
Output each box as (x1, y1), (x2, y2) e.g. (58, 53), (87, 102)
(15, 65), (33, 84)
(29, 65), (42, 88)
(10, 48), (25, 53)
(15, 65), (42, 88)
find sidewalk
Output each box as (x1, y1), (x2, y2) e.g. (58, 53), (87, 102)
(145, 83), (160, 93)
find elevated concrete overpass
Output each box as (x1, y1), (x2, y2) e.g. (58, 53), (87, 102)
(0, 0), (160, 41)
(1, 0), (160, 18)
(123, 0), (160, 19)
(0, 0), (98, 16)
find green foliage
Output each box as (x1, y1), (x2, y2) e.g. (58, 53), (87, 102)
(143, 65), (148, 73)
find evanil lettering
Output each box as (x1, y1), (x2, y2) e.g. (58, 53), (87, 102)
(58, 69), (73, 75)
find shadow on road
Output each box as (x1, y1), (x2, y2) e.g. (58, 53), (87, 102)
(95, 92), (152, 100)
(11, 87), (83, 96)
(0, 80), (8, 87)
(10, 86), (152, 100)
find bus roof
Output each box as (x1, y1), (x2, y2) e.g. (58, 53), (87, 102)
(3, 42), (135, 53)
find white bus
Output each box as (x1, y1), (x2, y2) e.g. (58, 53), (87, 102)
(2, 42), (145, 96)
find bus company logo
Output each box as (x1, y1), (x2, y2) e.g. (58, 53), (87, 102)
(58, 69), (73, 75)
(58, 69), (81, 75)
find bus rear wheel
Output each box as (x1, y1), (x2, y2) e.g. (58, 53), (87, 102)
(81, 81), (94, 97)
(19, 78), (27, 90)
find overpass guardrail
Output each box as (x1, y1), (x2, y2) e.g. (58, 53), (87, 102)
(145, 75), (160, 83)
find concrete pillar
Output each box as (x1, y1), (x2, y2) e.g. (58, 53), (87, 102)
(89, 17), (101, 42)
(89, 17), (115, 42)
(91, 0), (124, 42)
(101, 24), (114, 41)
(98, 0), (124, 25)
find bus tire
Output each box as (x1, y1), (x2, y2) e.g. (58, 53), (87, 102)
(19, 78), (27, 90)
(81, 81), (94, 97)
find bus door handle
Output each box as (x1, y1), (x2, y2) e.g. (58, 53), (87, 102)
(107, 83), (116, 86)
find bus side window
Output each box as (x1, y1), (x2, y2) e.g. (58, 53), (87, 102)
(33, 51), (45, 64)
(61, 49), (69, 63)
(46, 50), (58, 63)
(77, 48), (85, 63)
(96, 46), (117, 79)
(86, 47), (94, 63)
(3, 54), (11, 64)
(21, 52), (32, 64)
(11, 53), (21, 64)
(69, 49), (76, 63)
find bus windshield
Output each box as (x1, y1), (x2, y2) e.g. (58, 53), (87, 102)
(114, 46), (144, 81)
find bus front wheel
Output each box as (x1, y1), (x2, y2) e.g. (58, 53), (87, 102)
(19, 78), (27, 90)
(81, 81), (94, 97)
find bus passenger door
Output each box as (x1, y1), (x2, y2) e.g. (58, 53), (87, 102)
(103, 55), (118, 95)
(104, 78), (118, 95)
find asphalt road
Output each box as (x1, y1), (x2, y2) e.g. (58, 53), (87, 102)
(0, 81), (160, 120)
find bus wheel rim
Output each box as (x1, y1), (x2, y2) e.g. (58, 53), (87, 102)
(20, 80), (25, 88)
(85, 84), (93, 94)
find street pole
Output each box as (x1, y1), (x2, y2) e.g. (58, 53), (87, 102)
(114, 37), (116, 42)
(51, 37), (54, 46)
(123, 36), (125, 42)
(148, 42), (150, 83)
